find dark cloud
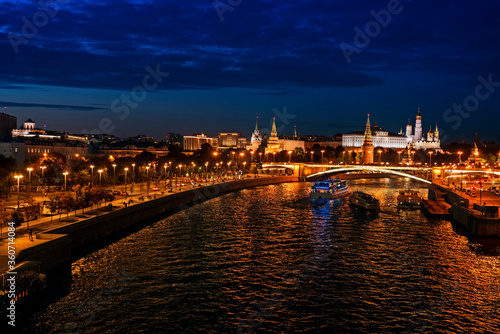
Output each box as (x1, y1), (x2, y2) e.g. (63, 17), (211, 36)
(0, 0), (499, 140)
(0, 100), (106, 111)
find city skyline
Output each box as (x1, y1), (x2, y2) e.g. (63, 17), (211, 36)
(1, 1), (499, 142)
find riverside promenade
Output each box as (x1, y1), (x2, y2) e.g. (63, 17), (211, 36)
(0, 175), (299, 274)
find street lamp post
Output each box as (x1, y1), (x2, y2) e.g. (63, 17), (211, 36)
(321, 150), (325, 164)
(168, 162), (172, 186)
(288, 150), (292, 163)
(27, 167), (33, 197)
(14, 175), (22, 209)
(310, 150), (314, 163)
(40, 166), (46, 197)
(164, 164), (167, 190)
(227, 162), (231, 179)
(397, 151), (402, 164)
(378, 149), (382, 163)
(243, 162), (246, 175)
(250, 151), (254, 162)
(112, 164), (117, 189)
(98, 169), (103, 185)
(63, 172), (68, 192)
(132, 163), (136, 182)
(124, 168), (129, 193)
(429, 151), (433, 166)
(273, 152), (276, 163)
(458, 151), (463, 164)
(205, 162), (208, 180)
(259, 152), (262, 163)
(146, 166), (150, 196)
(348, 150), (352, 164)
(90, 165), (94, 188)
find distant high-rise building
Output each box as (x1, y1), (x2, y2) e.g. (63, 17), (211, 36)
(165, 133), (183, 147)
(0, 111), (17, 139)
(183, 134), (213, 151)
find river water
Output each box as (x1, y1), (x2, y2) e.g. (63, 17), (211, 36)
(21, 179), (500, 333)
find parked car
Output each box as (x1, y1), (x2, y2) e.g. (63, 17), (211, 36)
(470, 192), (477, 197)
(113, 190), (121, 195)
(121, 192), (129, 196)
(152, 187), (159, 191)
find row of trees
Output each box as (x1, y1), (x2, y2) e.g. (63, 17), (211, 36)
(47, 185), (115, 219)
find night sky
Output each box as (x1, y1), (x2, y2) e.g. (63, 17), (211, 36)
(1, 0), (500, 143)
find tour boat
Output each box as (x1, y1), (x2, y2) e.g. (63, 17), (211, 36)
(0, 261), (47, 310)
(349, 191), (380, 210)
(310, 179), (350, 199)
(397, 190), (422, 209)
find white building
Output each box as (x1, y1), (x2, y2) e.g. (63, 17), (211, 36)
(400, 108), (441, 151)
(343, 108), (442, 151)
(247, 117), (262, 151)
(343, 123), (408, 149)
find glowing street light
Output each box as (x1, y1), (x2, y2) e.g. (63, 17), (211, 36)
(40, 166), (46, 197)
(250, 151), (254, 162)
(458, 151), (463, 163)
(378, 149), (383, 163)
(164, 164), (168, 189)
(14, 174), (23, 209)
(320, 150), (325, 164)
(146, 166), (150, 196)
(288, 150), (293, 163)
(132, 163), (136, 182)
(310, 150), (314, 163)
(124, 167), (129, 193)
(112, 164), (117, 189)
(27, 167), (33, 196)
(98, 169), (103, 185)
(90, 165), (94, 188)
(63, 172), (68, 192)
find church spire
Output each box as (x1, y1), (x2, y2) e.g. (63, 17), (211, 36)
(255, 117), (259, 131)
(364, 114), (372, 140)
(271, 117), (277, 137)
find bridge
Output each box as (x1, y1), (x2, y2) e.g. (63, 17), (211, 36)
(261, 163), (434, 184)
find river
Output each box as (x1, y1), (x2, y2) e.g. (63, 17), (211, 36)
(21, 179), (500, 333)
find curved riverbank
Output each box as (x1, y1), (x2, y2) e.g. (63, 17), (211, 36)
(3, 176), (299, 274)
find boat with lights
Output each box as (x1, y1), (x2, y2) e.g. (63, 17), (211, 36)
(397, 190), (422, 209)
(349, 191), (380, 210)
(310, 179), (350, 199)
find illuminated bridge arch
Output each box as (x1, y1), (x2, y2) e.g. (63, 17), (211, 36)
(306, 166), (432, 184)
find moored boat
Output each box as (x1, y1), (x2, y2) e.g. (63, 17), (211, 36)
(349, 191), (380, 210)
(310, 179), (350, 199)
(397, 190), (422, 209)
